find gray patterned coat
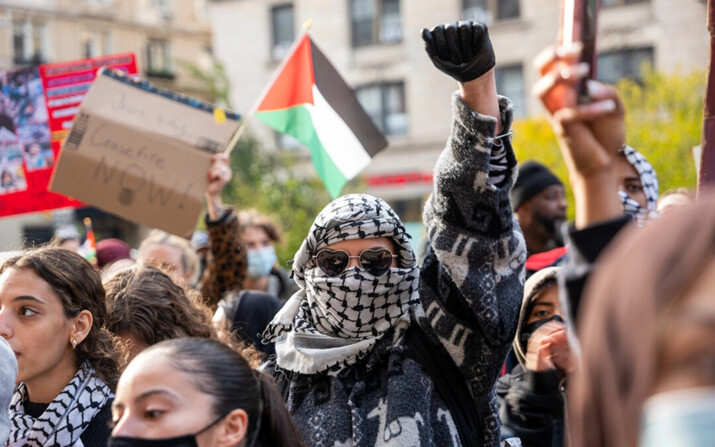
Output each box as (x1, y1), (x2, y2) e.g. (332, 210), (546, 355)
(269, 93), (526, 447)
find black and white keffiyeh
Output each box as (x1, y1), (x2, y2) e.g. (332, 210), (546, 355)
(618, 145), (659, 225)
(263, 194), (420, 375)
(8, 362), (112, 447)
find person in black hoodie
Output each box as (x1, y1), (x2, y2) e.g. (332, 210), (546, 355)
(498, 267), (576, 447)
(0, 247), (119, 447)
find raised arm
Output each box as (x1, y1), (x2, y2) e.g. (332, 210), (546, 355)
(200, 153), (247, 310)
(533, 44), (631, 323)
(418, 21), (526, 413)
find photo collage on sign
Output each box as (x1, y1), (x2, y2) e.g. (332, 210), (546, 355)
(0, 66), (51, 195)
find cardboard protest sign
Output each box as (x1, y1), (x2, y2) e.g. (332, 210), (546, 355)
(50, 69), (240, 237)
(0, 53), (137, 218)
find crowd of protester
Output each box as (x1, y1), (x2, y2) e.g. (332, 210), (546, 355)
(0, 19), (712, 447)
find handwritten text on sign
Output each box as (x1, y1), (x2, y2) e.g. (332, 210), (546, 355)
(50, 70), (239, 236)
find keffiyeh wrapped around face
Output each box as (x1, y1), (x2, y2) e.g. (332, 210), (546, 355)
(619, 145), (659, 225)
(263, 194), (420, 375)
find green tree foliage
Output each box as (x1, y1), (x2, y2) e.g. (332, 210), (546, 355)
(223, 135), (333, 264)
(511, 68), (705, 219)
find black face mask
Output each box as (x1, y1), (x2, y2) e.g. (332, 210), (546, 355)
(108, 413), (226, 447)
(519, 314), (565, 355)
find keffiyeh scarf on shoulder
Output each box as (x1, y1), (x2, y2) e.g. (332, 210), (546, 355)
(8, 362), (112, 447)
(618, 145), (659, 225)
(263, 194), (420, 376)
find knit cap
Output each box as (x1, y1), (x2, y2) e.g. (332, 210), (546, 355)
(96, 238), (131, 268)
(510, 161), (563, 211)
(0, 337), (17, 444)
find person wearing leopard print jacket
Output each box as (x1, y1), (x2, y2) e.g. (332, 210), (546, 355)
(198, 154), (248, 311)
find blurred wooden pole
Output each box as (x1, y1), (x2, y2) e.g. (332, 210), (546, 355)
(699, 0), (715, 192)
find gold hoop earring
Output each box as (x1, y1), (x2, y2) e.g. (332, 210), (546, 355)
(71, 339), (77, 350)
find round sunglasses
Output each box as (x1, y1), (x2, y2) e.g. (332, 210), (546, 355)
(313, 247), (398, 277)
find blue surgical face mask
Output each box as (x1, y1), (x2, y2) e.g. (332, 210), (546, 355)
(639, 387), (715, 447)
(247, 245), (277, 279)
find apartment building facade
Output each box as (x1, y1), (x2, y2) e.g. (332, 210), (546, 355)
(209, 0), (708, 228)
(0, 0), (213, 249)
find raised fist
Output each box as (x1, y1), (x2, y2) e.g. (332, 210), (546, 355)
(422, 21), (495, 83)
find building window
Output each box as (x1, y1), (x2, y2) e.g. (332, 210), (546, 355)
(83, 31), (112, 58)
(495, 64), (525, 118)
(350, 0), (402, 47)
(13, 21), (49, 65)
(602, 0), (649, 6)
(462, 0), (520, 23)
(271, 4), (295, 60)
(145, 39), (173, 78)
(148, 0), (169, 8)
(597, 47), (654, 84)
(355, 82), (407, 135)
(148, 0), (172, 20)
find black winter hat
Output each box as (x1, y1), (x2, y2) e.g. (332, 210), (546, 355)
(510, 161), (563, 211)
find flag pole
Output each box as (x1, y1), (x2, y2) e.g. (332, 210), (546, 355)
(224, 19), (314, 156)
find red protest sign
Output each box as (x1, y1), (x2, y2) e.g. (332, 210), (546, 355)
(0, 53), (137, 218)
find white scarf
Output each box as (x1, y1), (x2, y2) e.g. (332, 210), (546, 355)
(8, 362), (112, 447)
(263, 194), (420, 376)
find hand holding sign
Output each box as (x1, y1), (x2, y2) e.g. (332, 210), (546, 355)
(205, 153), (232, 221)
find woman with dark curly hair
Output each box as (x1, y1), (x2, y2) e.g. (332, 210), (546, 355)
(103, 264), (228, 362)
(0, 247), (119, 447)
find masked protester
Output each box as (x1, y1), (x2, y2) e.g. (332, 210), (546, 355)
(498, 267), (575, 447)
(238, 209), (298, 301)
(109, 338), (306, 447)
(0, 247), (119, 447)
(261, 21), (525, 447)
(616, 145), (659, 225)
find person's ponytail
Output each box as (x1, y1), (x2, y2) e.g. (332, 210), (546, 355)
(252, 371), (307, 447)
(150, 338), (305, 447)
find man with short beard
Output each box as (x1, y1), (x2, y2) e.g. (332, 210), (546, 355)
(511, 161), (567, 257)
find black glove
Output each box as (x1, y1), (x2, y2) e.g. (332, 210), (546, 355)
(421, 21), (495, 83)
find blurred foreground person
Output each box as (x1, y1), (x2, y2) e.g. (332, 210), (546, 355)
(498, 267), (575, 447)
(104, 264), (223, 362)
(571, 194), (715, 447)
(110, 337), (306, 447)
(0, 247), (119, 446)
(0, 338), (17, 445)
(535, 40), (714, 446)
(262, 21), (525, 446)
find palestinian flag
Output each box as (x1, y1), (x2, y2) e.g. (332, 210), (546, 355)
(254, 34), (388, 198)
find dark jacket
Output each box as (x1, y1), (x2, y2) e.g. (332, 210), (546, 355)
(219, 290), (284, 356)
(560, 216), (632, 327)
(497, 366), (564, 447)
